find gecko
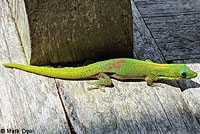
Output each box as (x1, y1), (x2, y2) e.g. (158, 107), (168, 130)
(3, 58), (197, 91)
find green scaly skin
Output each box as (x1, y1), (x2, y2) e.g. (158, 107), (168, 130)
(3, 58), (197, 91)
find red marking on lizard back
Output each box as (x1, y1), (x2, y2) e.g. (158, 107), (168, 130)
(104, 59), (127, 70)
(186, 67), (189, 72)
(112, 63), (121, 70)
(117, 59), (127, 64)
(177, 64), (181, 70)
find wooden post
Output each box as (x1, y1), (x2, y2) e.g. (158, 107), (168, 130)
(23, 0), (134, 66)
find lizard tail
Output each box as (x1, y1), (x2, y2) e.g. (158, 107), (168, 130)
(3, 63), (99, 79)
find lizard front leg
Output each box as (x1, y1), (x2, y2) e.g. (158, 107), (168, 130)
(87, 72), (113, 91)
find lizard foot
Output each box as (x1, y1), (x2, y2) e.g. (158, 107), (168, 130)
(86, 73), (112, 92)
(87, 85), (106, 92)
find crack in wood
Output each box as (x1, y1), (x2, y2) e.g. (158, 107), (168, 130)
(55, 81), (76, 134)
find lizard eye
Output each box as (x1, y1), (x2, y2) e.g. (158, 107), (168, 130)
(181, 71), (187, 78)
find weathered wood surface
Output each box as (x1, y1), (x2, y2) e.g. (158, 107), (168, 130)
(57, 1), (200, 133)
(24, 0), (133, 66)
(0, 0), (70, 133)
(134, 0), (200, 61)
(7, 0), (31, 63)
(1, 0), (200, 134)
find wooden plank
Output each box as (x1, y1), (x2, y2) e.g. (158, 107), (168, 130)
(7, 0), (31, 63)
(56, 1), (200, 133)
(134, 0), (200, 17)
(134, 0), (200, 61)
(57, 80), (200, 133)
(131, 0), (164, 63)
(0, 0), (70, 133)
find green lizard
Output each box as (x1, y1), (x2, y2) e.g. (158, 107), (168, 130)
(3, 58), (197, 90)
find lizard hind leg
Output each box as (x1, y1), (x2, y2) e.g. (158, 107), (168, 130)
(145, 75), (158, 86)
(87, 72), (113, 92)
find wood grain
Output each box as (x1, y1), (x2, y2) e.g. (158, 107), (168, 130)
(134, 0), (200, 61)
(0, 0), (70, 133)
(1, 0), (200, 133)
(55, 1), (200, 133)
(7, 0), (31, 63)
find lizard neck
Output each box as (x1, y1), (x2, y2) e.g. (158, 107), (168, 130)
(151, 63), (179, 79)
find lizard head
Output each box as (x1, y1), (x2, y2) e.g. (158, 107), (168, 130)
(157, 64), (197, 80)
(176, 64), (197, 80)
